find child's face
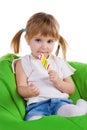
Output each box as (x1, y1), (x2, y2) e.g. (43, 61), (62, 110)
(28, 34), (56, 58)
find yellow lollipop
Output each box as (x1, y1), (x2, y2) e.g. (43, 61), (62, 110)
(39, 53), (51, 71)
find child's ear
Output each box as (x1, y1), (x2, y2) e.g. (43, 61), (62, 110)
(24, 34), (29, 45)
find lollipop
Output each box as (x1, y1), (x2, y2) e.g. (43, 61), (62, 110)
(39, 53), (51, 71)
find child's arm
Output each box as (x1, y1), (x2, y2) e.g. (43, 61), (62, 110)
(15, 60), (40, 98)
(48, 70), (75, 95)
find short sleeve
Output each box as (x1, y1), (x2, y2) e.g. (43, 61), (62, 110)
(21, 55), (32, 77)
(12, 58), (21, 73)
(12, 55), (32, 77)
(56, 57), (76, 79)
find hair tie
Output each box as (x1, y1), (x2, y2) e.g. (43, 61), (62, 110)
(22, 28), (26, 32)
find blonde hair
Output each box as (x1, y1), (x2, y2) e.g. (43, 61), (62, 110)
(11, 12), (68, 60)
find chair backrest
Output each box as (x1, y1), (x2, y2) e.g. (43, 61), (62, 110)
(69, 61), (87, 102)
(0, 53), (25, 121)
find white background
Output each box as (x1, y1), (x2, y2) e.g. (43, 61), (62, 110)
(0, 0), (87, 63)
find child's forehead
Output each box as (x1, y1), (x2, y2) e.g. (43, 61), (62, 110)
(33, 34), (55, 39)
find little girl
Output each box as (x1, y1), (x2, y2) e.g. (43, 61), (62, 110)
(11, 12), (87, 120)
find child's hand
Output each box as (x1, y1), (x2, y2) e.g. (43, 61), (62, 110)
(48, 70), (59, 85)
(28, 83), (40, 97)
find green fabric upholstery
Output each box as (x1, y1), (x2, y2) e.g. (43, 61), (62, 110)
(0, 53), (87, 130)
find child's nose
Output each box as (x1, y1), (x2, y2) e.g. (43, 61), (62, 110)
(41, 42), (47, 49)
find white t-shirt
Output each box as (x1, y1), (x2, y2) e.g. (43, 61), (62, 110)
(12, 54), (76, 105)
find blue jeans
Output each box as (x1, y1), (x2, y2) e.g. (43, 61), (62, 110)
(25, 98), (72, 120)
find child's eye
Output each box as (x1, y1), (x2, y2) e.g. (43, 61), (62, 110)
(35, 38), (41, 42)
(47, 40), (53, 44)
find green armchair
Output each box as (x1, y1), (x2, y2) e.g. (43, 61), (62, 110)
(0, 53), (87, 130)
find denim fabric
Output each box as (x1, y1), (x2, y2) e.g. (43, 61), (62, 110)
(25, 98), (72, 120)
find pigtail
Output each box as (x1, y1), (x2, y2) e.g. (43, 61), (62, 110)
(55, 35), (68, 60)
(55, 44), (60, 57)
(11, 29), (23, 53)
